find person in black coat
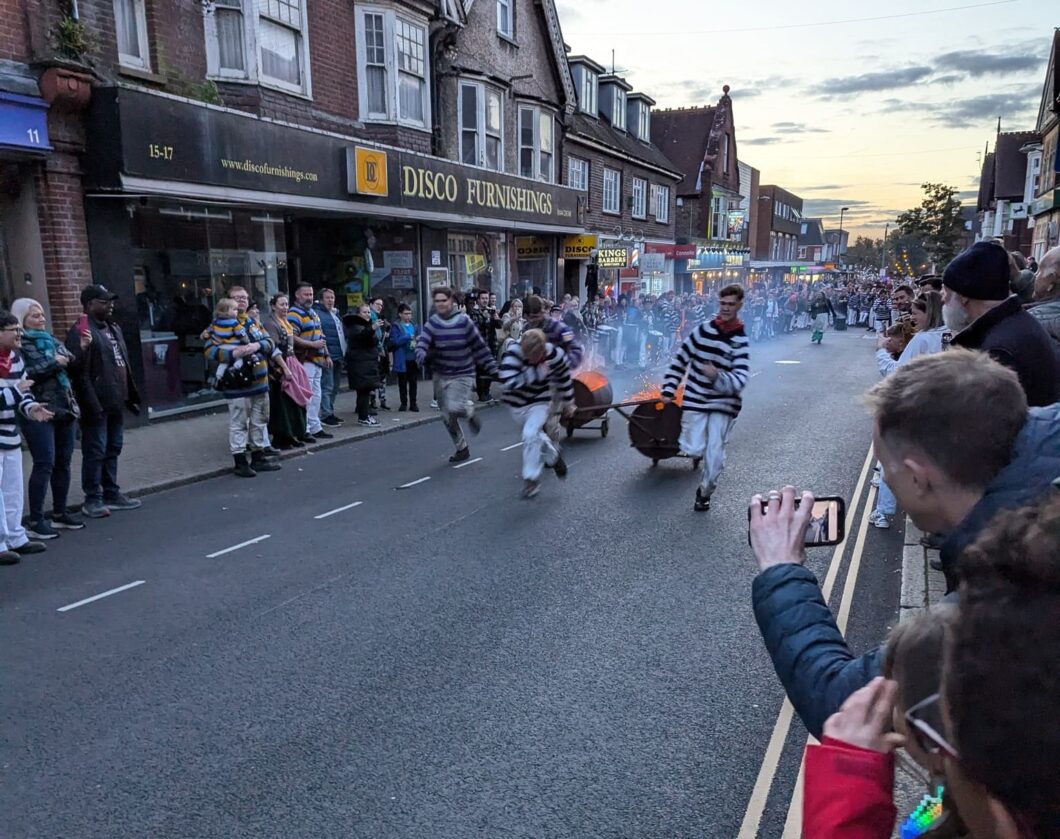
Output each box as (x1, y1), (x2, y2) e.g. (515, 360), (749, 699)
(343, 304), (380, 427)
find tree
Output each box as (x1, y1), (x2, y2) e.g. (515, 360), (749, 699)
(844, 236), (884, 269)
(895, 183), (965, 270)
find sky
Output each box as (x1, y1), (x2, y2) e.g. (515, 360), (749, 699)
(554, 0), (1055, 239)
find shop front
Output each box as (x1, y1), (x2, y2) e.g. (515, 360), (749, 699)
(684, 245), (750, 295)
(84, 87), (583, 418)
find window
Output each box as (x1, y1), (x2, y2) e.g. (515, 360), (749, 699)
(355, 9), (431, 128)
(638, 104), (650, 142)
(631, 178), (646, 218)
(204, 0), (311, 94)
(652, 184), (670, 223)
(721, 134), (730, 173)
(460, 81), (503, 171)
(497, 0), (513, 38)
(114, 0), (151, 69)
(613, 89), (627, 131)
(213, 0), (246, 74)
(568, 157), (588, 192)
(603, 168), (621, 214)
(711, 195), (728, 239)
(260, 0), (304, 88)
(579, 69), (598, 115)
(518, 105), (554, 182)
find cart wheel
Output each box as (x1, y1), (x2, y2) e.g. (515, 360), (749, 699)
(566, 425), (574, 439)
(601, 420), (609, 438)
(692, 458), (702, 470)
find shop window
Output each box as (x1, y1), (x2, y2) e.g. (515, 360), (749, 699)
(497, 0), (513, 39)
(355, 8), (430, 129)
(652, 184), (670, 223)
(603, 168), (621, 215)
(518, 105), (554, 182)
(631, 178), (646, 219)
(448, 233), (500, 296)
(459, 81), (503, 171)
(204, 0), (311, 95)
(114, 0), (151, 70)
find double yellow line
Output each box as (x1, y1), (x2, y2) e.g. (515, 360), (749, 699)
(737, 445), (879, 838)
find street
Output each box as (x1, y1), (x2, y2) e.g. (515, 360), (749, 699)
(1, 329), (904, 839)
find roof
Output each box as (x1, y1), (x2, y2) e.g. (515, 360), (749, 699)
(567, 55), (606, 74)
(628, 92), (656, 106)
(1036, 29), (1059, 133)
(798, 218), (826, 247)
(652, 107), (717, 191)
(993, 131), (1038, 199)
(977, 151), (995, 210)
(599, 74), (633, 92)
(567, 112), (682, 178)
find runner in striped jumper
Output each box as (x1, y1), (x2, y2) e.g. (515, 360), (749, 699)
(498, 329), (575, 499)
(661, 284), (751, 512)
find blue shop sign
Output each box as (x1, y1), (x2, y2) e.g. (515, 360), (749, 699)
(0, 93), (52, 153)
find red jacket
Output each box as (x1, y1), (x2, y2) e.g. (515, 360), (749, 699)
(803, 737), (895, 839)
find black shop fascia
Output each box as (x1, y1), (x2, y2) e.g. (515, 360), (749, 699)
(83, 87), (585, 419)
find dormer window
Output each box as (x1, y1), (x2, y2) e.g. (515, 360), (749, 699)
(580, 70), (597, 116)
(613, 89), (627, 131)
(638, 104), (650, 142)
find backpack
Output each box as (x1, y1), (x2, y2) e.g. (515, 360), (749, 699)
(218, 355), (259, 391)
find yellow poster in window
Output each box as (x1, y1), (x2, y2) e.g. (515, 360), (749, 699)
(464, 253), (487, 276)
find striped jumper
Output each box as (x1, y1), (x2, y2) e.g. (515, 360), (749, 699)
(0, 353), (39, 449)
(415, 311), (497, 378)
(661, 319), (750, 417)
(498, 342), (575, 408)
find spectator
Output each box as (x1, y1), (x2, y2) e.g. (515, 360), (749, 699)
(943, 241), (1060, 407)
(343, 304), (380, 427)
(499, 298), (525, 354)
(891, 283), (915, 321)
(264, 293), (307, 450)
(388, 303), (420, 412)
(11, 298), (85, 539)
(415, 287), (497, 463)
(65, 285), (142, 519)
(749, 351), (1060, 738)
(204, 286), (281, 479)
(469, 289), (500, 404)
(288, 282), (333, 441)
(0, 310), (54, 564)
(809, 291), (835, 344)
(368, 297), (391, 412)
(525, 295), (583, 370)
(1008, 250), (1035, 304)
(1027, 244), (1059, 352)
(313, 288), (346, 428)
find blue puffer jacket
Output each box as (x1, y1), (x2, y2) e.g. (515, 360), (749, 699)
(313, 302), (346, 363)
(753, 403), (1060, 739)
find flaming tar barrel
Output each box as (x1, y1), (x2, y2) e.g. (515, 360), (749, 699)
(564, 370), (614, 437)
(628, 400), (683, 464)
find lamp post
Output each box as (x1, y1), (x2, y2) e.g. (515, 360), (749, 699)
(838, 206), (849, 266)
(880, 222), (889, 278)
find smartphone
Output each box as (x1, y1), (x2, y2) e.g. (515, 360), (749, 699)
(748, 495), (846, 548)
(77, 313), (89, 335)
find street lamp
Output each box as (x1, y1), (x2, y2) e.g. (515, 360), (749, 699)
(837, 207), (849, 266)
(880, 222), (889, 278)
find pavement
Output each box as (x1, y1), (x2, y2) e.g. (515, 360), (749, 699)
(2, 327), (908, 838)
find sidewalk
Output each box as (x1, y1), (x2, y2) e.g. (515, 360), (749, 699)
(21, 383), (454, 508)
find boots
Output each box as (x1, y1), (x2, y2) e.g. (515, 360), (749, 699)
(251, 450), (282, 472)
(233, 453), (256, 478)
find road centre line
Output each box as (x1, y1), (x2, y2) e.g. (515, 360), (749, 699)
(737, 445), (876, 839)
(314, 501), (364, 520)
(398, 477), (431, 489)
(57, 580), (146, 613)
(206, 534), (271, 558)
(452, 457), (483, 469)
(501, 442), (523, 451)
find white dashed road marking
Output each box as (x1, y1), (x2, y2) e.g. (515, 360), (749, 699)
(314, 501), (364, 520)
(206, 534), (271, 558)
(398, 477), (431, 489)
(501, 442), (523, 451)
(453, 457), (483, 469)
(57, 580), (146, 613)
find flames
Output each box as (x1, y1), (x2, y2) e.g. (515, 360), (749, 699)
(629, 383), (684, 407)
(576, 370), (610, 392)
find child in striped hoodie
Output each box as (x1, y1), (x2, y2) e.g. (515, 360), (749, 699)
(0, 310), (55, 564)
(203, 298), (247, 385)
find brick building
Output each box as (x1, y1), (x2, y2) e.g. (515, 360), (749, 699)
(652, 87), (750, 292)
(560, 56), (682, 299)
(752, 185), (803, 261)
(1029, 30), (1059, 260)
(2, 0), (585, 420)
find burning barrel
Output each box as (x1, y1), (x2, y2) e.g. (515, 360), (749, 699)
(564, 370), (613, 437)
(627, 400), (683, 464)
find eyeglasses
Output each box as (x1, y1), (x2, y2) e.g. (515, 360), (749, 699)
(904, 693), (960, 761)
(2, 327), (23, 334)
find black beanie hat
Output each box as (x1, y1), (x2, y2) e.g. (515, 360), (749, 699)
(942, 241), (1010, 301)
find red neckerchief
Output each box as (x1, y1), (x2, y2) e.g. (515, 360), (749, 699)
(0, 349), (12, 379)
(713, 316), (744, 335)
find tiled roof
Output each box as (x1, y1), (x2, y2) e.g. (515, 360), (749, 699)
(798, 218), (825, 247)
(993, 131), (1038, 199)
(651, 107), (717, 191)
(567, 112), (683, 179)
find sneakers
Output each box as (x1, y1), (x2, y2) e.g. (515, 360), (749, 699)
(321, 416), (341, 427)
(468, 413), (482, 435)
(50, 513), (85, 530)
(14, 541), (47, 555)
(871, 472), (881, 488)
(314, 430), (335, 440)
(430, 400), (439, 409)
(694, 489), (711, 512)
(104, 493), (142, 511)
(552, 455), (568, 479)
(81, 500), (111, 519)
(300, 434), (317, 444)
(522, 479), (540, 498)
(449, 447), (471, 463)
(27, 520), (60, 540)
(357, 417), (379, 427)
(0, 550), (20, 565)
(869, 510), (891, 529)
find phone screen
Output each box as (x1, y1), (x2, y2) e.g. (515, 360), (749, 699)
(748, 496), (846, 548)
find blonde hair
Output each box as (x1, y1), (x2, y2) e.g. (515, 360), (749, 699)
(520, 328), (546, 358)
(214, 298), (238, 318)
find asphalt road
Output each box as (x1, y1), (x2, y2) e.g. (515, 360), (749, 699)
(0, 327), (903, 839)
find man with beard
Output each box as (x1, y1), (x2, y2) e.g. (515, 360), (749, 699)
(942, 241), (1058, 407)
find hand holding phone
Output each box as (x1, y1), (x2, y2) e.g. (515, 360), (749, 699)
(77, 314), (89, 336)
(747, 488), (847, 574)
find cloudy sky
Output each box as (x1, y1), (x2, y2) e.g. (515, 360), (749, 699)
(555, 0), (1053, 238)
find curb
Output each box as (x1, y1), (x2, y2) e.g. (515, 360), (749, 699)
(123, 407), (491, 501)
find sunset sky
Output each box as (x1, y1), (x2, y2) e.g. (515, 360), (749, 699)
(555, 0), (1054, 239)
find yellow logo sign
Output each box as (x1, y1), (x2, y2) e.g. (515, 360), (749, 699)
(562, 234), (597, 260)
(354, 147), (388, 196)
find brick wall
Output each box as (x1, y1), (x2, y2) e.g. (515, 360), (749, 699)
(0, 0), (31, 61)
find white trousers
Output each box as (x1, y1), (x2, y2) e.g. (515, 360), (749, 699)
(678, 411), (735, 496)
(305, 362), (324, 434)
(228, 393), (270, 455)
(510, 403), (559, 481)
(0, 447), (28, 551)
(435, 376), (475, 451)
